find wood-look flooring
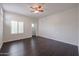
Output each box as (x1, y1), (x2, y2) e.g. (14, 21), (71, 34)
(0, 36), (78, 56)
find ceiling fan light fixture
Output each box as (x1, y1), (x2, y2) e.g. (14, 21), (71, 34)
(31, 3), (44, 13)
(33, 10), (39, 13)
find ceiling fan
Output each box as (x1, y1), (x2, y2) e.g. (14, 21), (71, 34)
(31, 4), (44, 13)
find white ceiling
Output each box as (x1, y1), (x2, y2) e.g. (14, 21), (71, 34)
(2, 3), (77, 19)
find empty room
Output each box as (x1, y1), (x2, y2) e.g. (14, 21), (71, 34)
(0, 3), (79, 56)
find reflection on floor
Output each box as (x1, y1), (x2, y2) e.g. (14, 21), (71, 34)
(0, 36), (78, 56)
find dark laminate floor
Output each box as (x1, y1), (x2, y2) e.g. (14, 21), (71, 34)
(0, 36), (78, 56)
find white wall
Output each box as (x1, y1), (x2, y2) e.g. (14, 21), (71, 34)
(38, 7), (78, 46)
(0, 5), (3, 49)
(77, 4), (79, 55)
(3, 12), (32, 42)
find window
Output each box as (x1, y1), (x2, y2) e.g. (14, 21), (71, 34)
(11, 21), (24, 34)
(18, 22), (24, 33)
(11, 21), (18, 34)
(32, 23), (34, 28)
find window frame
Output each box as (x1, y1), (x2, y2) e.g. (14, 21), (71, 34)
(11, 21), (24, 34)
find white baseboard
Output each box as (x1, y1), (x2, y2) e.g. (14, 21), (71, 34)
(3, 36), (32, 43)
(38, 35), (78, 46)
